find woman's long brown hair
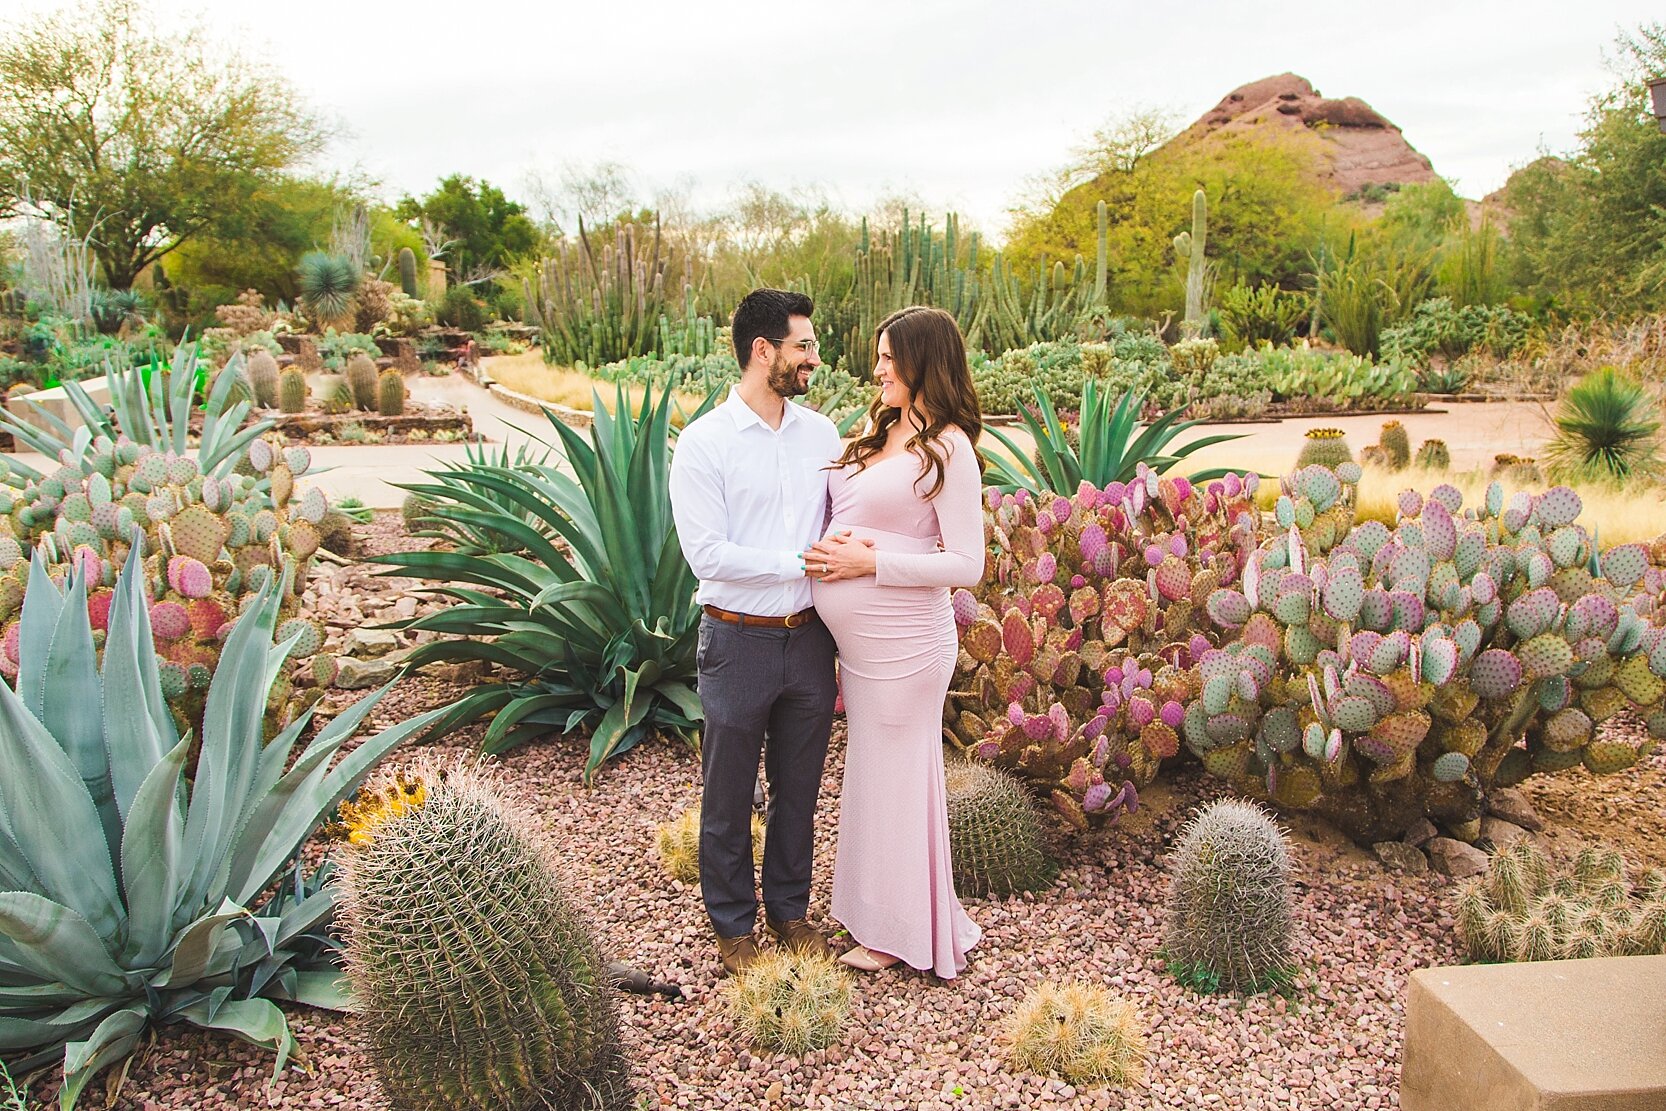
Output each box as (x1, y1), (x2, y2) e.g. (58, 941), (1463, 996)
(833, 305), (984, 499)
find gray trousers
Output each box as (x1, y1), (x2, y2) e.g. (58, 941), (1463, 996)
(696, 613), (837, 939)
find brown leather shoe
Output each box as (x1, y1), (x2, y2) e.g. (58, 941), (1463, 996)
(716, 933), (760, 976)
(766, 916), (832, 958)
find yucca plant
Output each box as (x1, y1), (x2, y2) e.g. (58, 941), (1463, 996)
(373, 383), (715, 778)
(1544, 365), (1663, 483)
(0, 542), (444, 1108)
(297, 251), (360, 332)
(980, 378), (1244, 494)
(0, 342), (271, 484)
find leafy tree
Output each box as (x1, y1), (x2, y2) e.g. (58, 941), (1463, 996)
(396, 175), (540, 284)
(0, 0), (327, 289)
(1500, 23), (1666, 314)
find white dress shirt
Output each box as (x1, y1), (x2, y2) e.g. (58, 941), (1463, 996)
(670, 389), (842, 616)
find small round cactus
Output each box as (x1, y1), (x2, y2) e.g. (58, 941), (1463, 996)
(723, 950), (851, 1054)
(944, 760), (1056, 897)
(654, 806), (763, 885)
(1295, 428), (1353, 470)
(1004, 980), (1147, 1088)
(1163, 799), (1296, 992)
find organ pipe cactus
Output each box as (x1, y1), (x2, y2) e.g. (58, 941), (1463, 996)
(1197, 463), (1666, 842)
(945, 463), (1260, 826)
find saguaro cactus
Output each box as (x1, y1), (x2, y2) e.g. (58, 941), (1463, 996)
(1173, 189), (1209, 338)
(397, 246), (419, 298)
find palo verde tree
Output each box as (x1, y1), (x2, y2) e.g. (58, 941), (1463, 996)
(0, 0), (327, 289)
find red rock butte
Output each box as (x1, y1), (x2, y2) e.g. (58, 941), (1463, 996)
(1173, 73), (1441, 198)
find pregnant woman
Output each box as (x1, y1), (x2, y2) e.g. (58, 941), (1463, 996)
(802, 305), (985, 978)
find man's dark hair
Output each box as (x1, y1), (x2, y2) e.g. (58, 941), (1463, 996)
(731, 288), (814, 369)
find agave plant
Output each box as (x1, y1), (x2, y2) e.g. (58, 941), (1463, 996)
(0, 342), (271, 484)
(0, 542), (443, 1107)
(396, 436), (557, 556)
(980, 379), (1244, 495)
(374, 383), (714, 778)
(297, 251), (360, 331)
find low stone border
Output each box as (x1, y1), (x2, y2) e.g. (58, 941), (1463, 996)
(484, 381), (594, 430)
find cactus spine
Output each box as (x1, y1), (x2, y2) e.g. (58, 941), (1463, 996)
(1163, 799), (1295, 992)
(338, 763), (633, 1111)
(397, 245), (419, 298)
(377, 368), (406, 415)
(246, 349), (280, 408)
(278, 367), (308, 414)
(1174, 189), (1208, 338)
(345, 353), (378, 410)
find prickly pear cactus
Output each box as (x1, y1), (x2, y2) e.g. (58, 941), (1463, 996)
(337, 762), (633, 1111)
(945, 464), (1260, 827)
(0, 431), (337, 736)
(1198, 465), (1666, 842)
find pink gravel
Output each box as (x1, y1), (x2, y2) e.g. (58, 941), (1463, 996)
(15, 512), (1657, 1109)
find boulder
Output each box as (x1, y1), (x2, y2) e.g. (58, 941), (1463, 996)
(1485, 788), (1544, 831)
(335, 655), (400, 690)
(1373, 841), (1430, 874)
(346, 627), (401, 657)
(1402, 818), (1440, 848)
(1479, 817), (1531, 853)
(1427, 837), (1490, 878)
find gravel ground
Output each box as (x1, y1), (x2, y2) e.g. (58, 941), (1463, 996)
(15, 512), (1664, 1110)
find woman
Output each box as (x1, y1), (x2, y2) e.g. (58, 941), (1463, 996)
(801, 305), (985, 978)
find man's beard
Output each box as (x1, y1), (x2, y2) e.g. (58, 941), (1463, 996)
(767, 350), (809, 398)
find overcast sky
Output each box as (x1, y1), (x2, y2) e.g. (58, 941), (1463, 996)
(10, 0), (1661, 240)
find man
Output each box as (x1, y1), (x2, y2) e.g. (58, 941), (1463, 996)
(668, 288), (842, 976)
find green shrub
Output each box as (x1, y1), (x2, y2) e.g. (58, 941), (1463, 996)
(1258, 345), (1419, 410)
(1379, 297), (1531, 364)
(436, 285), (486, 331)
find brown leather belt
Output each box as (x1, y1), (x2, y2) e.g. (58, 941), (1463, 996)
(702, 604), (817, 629)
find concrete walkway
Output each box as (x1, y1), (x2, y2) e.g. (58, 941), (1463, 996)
(3, 364), (1556, 509)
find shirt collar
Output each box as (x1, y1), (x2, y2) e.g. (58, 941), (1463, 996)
(723, 388), (802, 432)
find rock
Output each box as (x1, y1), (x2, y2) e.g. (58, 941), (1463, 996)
(345, 628), (400, 657)
(1485, 788), (1544, 831)
(1480, 817), (1531, 852)
(1402, 819), (1439, 848)
(1373, 841), (1430, 874)
(1427, 837), (1490, 879)
(1447, 817), (1483, 843)
(334, 656), (399, 690)
(393, 595), (419, 620)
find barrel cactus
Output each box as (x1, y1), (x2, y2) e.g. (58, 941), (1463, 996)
(944, 760), (1056, 896)
(337, 760), (633, 1110)
(345, 352), (378, 411)
(1295, 428), (1352, 470)
(945, 465), (1261, 827)
(377, 367), (406, 415)
(1198, 465), (1666, 842)
(1415, 438), (1451, 470)
(1455, 839), (1666, 962)
(279, 366), (308, 413)
(246, 349), (280, 408)
(1378, 420), (1411, 470)
(1163, 799), (1296, 992)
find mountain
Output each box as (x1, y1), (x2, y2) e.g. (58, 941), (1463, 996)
(1169, 73), (1441, 199)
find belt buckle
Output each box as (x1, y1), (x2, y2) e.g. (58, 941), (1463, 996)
(784, 610), (806, 629)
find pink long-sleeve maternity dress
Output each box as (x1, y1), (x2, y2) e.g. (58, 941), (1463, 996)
(812, 427), (984, 977)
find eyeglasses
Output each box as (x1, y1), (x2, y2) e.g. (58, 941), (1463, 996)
(768, 337), (820, 355)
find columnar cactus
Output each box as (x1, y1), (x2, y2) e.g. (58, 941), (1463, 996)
(1173, 188), (1208, 338)
(1198, 463), (1666, 842)
(946, 464), (1260, 826)
(337, 762), (633, 1110)
(397, 245), (420, 298)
